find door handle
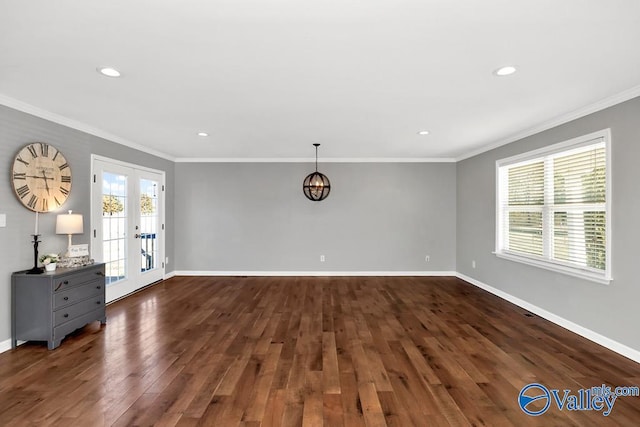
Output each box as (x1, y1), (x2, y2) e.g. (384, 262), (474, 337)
(134, 234), (141, 239)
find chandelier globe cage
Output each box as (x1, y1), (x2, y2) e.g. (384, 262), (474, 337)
(302, 144), (331, 201)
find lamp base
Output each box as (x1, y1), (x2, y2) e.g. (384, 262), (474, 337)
(27, 234), (44, 274)
(67, 234), (73, 255)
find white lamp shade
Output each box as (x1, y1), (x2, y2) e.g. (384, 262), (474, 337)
(56, 212), (84, 235)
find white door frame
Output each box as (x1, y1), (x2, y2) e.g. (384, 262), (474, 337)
(90, 154), (166, 302)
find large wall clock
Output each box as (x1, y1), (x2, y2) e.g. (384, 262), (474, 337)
(11, 142), (72, 212)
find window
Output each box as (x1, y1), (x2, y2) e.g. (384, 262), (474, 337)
(496, 129), (611, 283)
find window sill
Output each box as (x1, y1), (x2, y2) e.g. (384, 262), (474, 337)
(494, 251), (611, 285)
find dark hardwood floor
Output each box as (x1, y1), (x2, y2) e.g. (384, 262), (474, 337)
(1, 276), (639, 426)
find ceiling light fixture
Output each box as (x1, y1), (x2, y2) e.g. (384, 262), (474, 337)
(303, 143), (331, 202)
(98, 67), (121, 78)
(418, 130), (430, 135)
(494, 66), (517, 76)
(197, 132), (209, 137)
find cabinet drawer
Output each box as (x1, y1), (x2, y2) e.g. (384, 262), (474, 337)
(54, 296), (105, 327)
(53, 307), (105, 344)
(53, 266), (105, 292)
(54, 280), (104, 309)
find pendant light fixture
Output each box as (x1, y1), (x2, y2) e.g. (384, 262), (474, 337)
(303, 143), (331, 201)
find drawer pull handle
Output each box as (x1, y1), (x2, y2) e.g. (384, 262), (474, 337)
(63, 297), (69, 301)
(96, 272), (105, 277)
(96, 301), (101, 305)
(97, 286), (101, 289)
(63, 280), (69, 285)
(63, 313), (69, 318)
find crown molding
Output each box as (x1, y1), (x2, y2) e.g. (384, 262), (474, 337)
(174, 157), (456, 163)
(0, 93), (176, 162)
(456, 84), (640, 162)
(3, 84), (639, 165)
(0, 94), (456, 163)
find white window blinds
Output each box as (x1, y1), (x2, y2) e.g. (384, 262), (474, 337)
(496, 130), (611, 283)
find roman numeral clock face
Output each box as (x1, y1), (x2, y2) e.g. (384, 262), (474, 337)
(11, 142), (72, 212)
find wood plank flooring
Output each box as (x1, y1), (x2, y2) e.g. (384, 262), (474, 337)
(1, 276), (639, 426)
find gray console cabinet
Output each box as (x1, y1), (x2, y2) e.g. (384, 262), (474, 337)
(12, 263), (106, 350)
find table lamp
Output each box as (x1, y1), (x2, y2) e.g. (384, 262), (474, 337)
(56, 210), (84, 256)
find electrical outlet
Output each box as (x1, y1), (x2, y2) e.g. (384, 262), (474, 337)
(165, 257), (169, 265)
(320, 255), (325, 262)
(472, 260), (476, 269)
(425, 255), (430, 262)
(0, 214), (6, 227)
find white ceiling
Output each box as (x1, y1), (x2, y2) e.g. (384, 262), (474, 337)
(1, 0), (640, 161)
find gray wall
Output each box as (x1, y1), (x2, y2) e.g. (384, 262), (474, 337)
(0, 105), (175, 345)
(457, 96), (640, 351)
(175, 162), (456, 272)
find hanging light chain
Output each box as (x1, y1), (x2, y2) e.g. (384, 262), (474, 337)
(314, 143), (320, 172)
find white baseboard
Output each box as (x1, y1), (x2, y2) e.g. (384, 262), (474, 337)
(173, 270), (458, 277)
(456, 272), (640, 364)
(4, 271), (637, 364)
(0, 338), (12, 353)
(164, 270), (177, 280)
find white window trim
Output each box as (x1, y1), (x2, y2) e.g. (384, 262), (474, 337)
(495, 129), (612, 285)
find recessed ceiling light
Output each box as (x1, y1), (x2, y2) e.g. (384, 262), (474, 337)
(98, 67), (121, 78)
(417, 130), (430, 135)
(494, 66), (517, 76)
(197, 132), (209, 137)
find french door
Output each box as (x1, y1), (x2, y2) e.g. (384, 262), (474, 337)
(91, 156), (165, 303)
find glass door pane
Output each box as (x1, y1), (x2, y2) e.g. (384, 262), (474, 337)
(102, 171), (128, 285)
(139, 178), (159, 273)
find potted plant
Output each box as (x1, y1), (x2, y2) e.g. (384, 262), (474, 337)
(40, 253), (60, 272)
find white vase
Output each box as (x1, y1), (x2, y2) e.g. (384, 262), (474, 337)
(45, 263), (57, 272)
